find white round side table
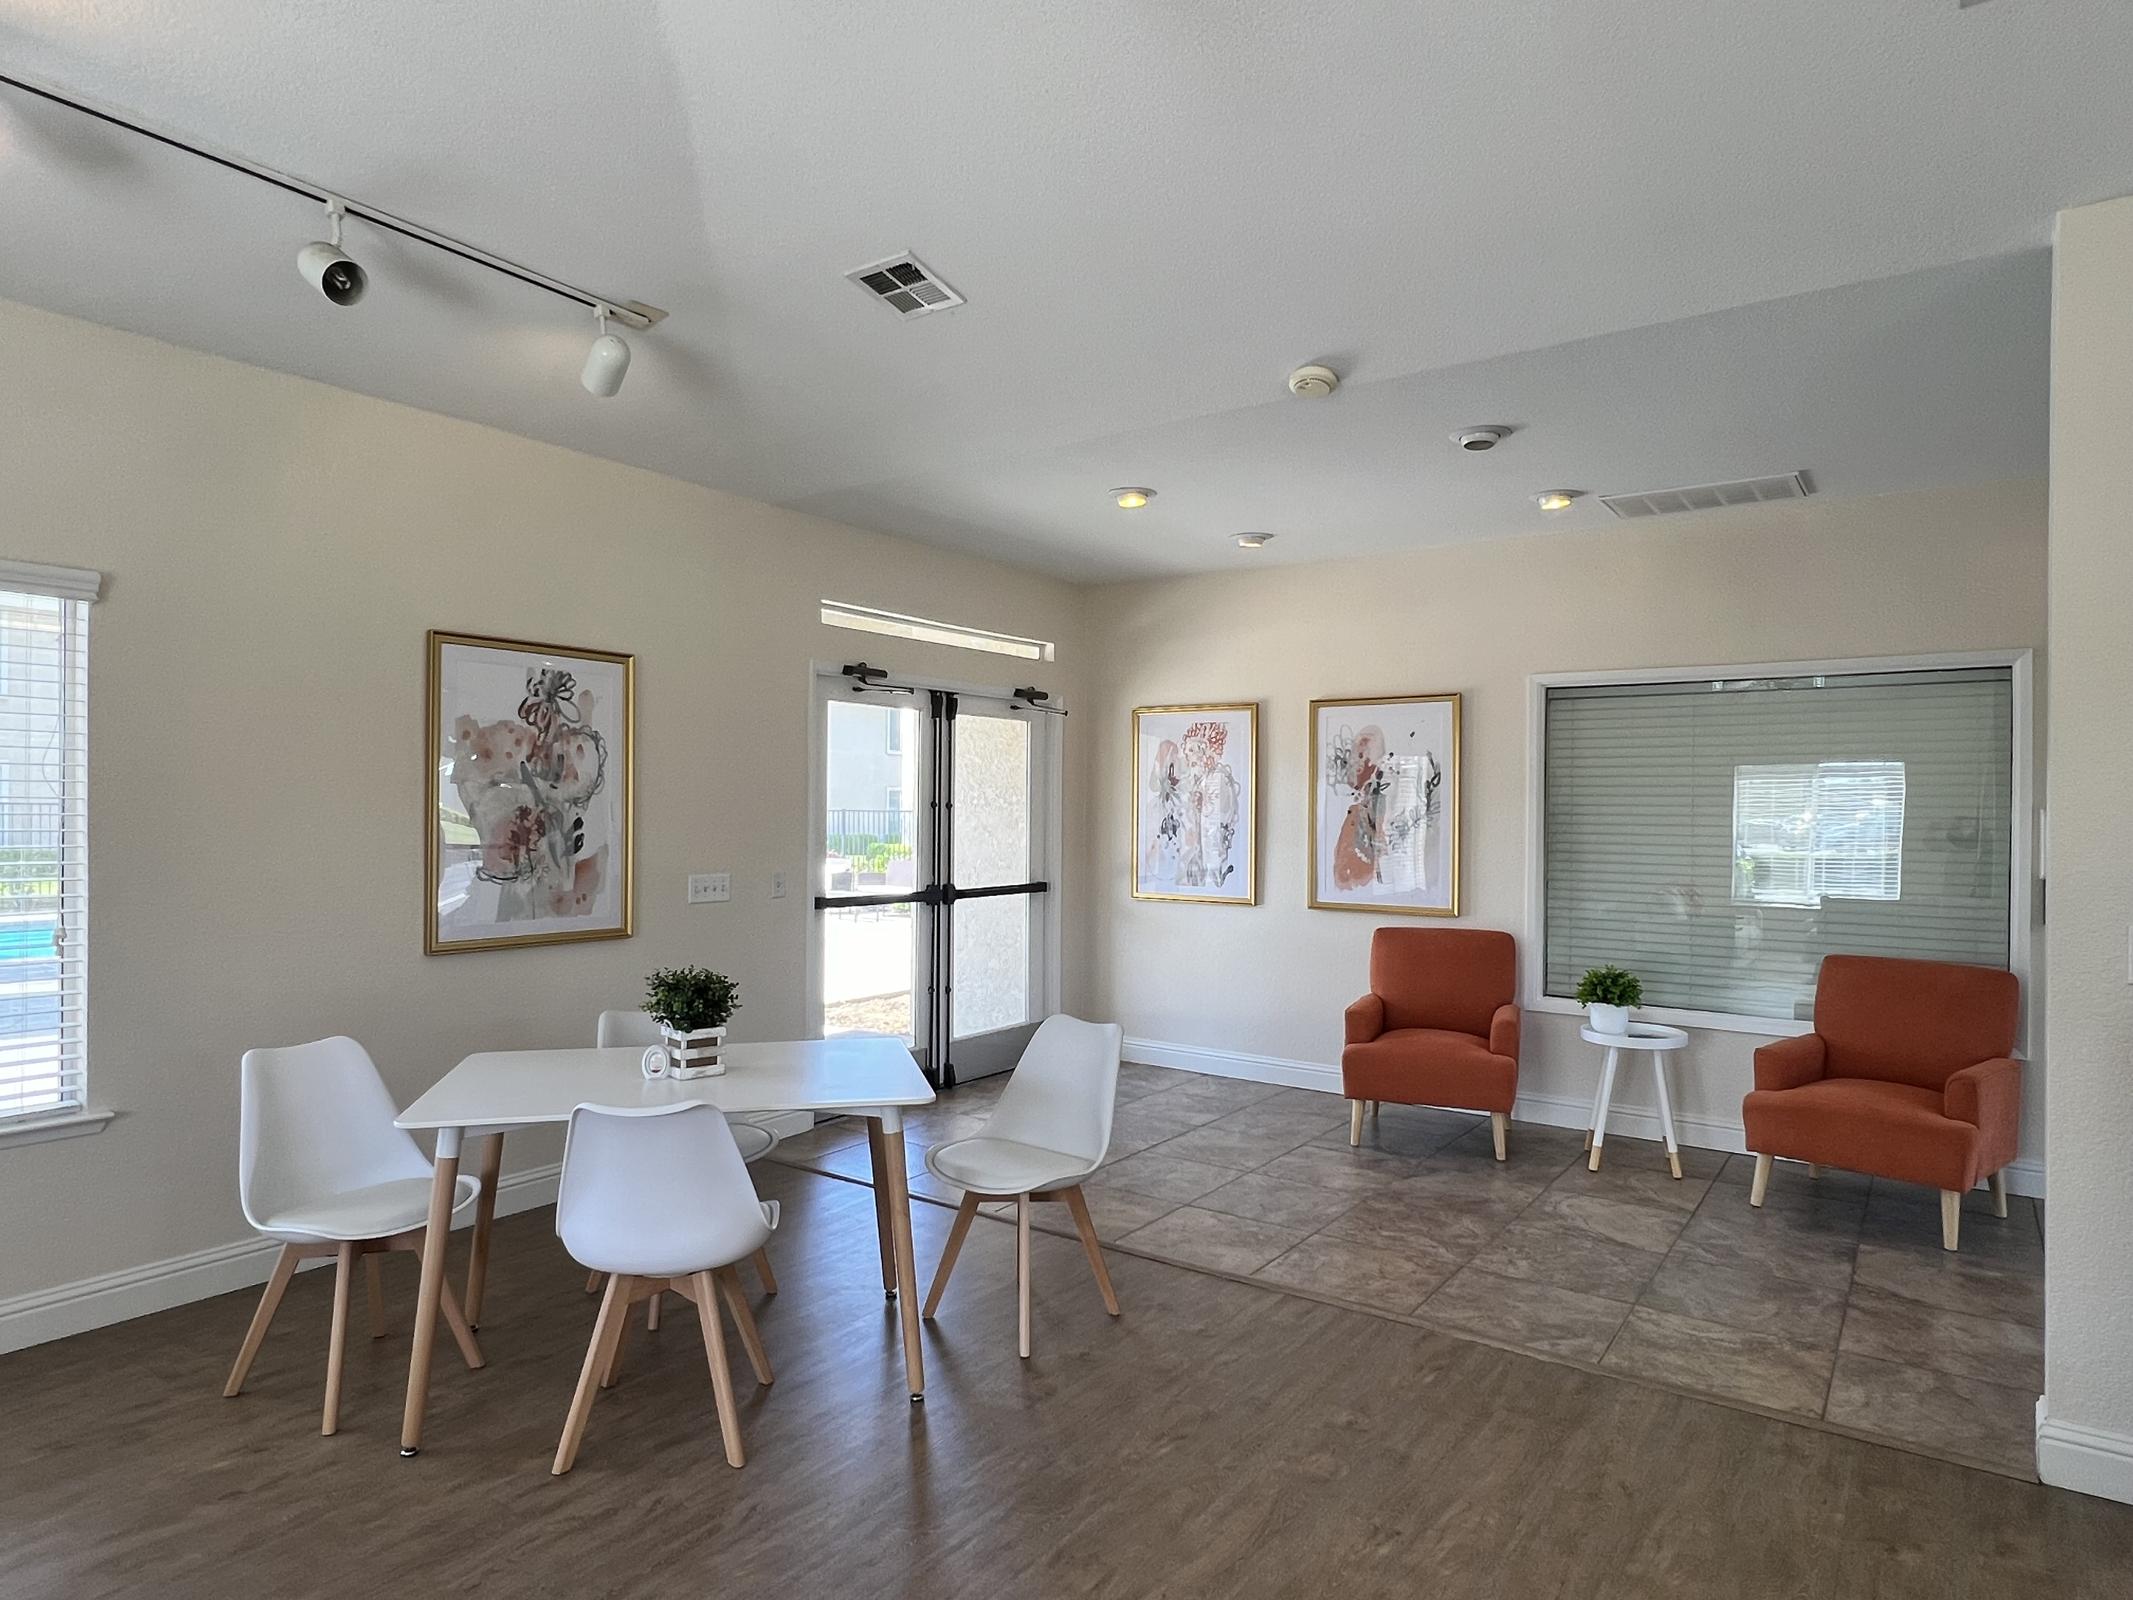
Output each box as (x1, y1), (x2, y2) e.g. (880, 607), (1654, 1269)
(1580, 1021), (1689, 1178)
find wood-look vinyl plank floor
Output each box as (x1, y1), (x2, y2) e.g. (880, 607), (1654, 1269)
(5, 1163), (2131, 1598)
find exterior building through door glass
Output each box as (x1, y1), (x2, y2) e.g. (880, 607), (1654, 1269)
(952, 710), (1034, 1039)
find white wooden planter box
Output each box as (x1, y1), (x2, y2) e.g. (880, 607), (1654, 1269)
(660, 1023), (728, 1079)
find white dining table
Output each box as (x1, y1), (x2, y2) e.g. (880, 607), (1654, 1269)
(391, 1034), (935, 1456)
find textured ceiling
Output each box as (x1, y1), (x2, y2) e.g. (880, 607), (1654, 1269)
(0, 1), (2120, 576)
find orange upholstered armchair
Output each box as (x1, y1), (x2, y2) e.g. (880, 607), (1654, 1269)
(1342, 928), (1520, 1161)
(1741, 953), (2021, 1252)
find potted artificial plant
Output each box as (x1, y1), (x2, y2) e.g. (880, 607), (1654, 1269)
(1575, 965), (1643, 1036)
(645, 966), (741, 1080)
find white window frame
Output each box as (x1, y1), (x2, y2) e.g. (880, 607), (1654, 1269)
(0, 558), (108, 1150)
(1524, 648), (2034, 1043)
(1731, 759), (1907, 909)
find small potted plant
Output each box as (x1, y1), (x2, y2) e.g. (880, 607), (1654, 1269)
(1575, 965), (1643, 1036)
(644, 966), (741, 1080)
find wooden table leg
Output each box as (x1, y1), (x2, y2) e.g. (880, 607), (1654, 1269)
(400, 1127), (463, 1457)
(463, 1132), (504, 1328)
(865, 1119), (897, 1297)
(875, 1114), (925, 1401)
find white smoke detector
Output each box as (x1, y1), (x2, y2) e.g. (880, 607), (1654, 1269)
(1452, 426), (1510, 452)
(1288, 364), (1340, 398)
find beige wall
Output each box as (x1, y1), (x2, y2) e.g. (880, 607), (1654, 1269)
(1086, 481), (2048, 1171)
(2040, 195), (2133, 1499)
(0, 298), (1087, 1304)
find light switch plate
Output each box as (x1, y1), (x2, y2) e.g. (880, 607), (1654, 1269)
(687, 872), (731, 904)
(771, 869), (788, 899)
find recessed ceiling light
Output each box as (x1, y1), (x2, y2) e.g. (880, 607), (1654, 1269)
(1112, 487), (1156, 510)
(1534, 491), (1578, 512)
(1234, 532), (1275, 549)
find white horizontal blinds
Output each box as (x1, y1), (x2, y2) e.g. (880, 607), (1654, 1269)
(0, 579), (91, 1123)
(1544, 668), (2013, 1021)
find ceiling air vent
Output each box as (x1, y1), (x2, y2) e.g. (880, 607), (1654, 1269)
(846, 254), (964, 318)
(1600, 471), (1813, 520)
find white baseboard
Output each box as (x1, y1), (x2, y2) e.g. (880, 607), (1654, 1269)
(0, 1160), (562, 1357)
(1125, 1036), (1344, 1094)
(2038, 1404), (2133, 1504)
(1122, 1035), (2045, 1197)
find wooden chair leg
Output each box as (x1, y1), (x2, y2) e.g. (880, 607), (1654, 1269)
(647, 1290), (663, 1332)
(365, 1254), (388, 1339)
(692, 1270), (746, 1468)
(1490, 1112), (1508, 1163)
(603, 1290), (636, 1389)
(552, 1273), (630, 1475)
(715, 1267), (774, 1386)
(1989, 1169), (2009, 1218)
(1063, 1186), (1120, 1317)
(321, 1241), (356, 1436)
(1941, 1190), (1962, 1252)
(1748, 1152), (1773, 1207)
(752, 1248), (779, 1296)
(1807, 1164), (1821, 1181)
(585, 1269), (604, 1295)
(224, 1244), (301, 1397)
(923, 1193), (982, 1319)
(463, 1133), (504, 1328)
(1348, 1099), (1365, 1146)
(1016, 1193), (1033, 1360)
(435, 1277), (486, 1369)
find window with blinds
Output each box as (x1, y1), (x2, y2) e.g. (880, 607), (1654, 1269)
(1543, 666), (2014, 1023)
(0, 568), (94, 1127)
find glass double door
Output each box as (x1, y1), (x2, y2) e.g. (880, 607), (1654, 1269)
(816, 672), (1052, 1085)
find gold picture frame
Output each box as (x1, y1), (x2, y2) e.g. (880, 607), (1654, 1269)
(426, 630), (636, 954)
(1132, 702), (1260, 905)
(1308, 692), (1461, 916)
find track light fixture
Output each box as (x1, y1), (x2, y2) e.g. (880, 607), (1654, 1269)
(296, 198), (367, 306)
(0, 69), (670, 398)
(581, 305), (631, 398)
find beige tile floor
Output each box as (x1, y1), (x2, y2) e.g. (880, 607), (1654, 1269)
(772, 1060), (2046, 1479)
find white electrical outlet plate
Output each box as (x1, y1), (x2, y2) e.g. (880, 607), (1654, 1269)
(771, 869), (787, 899)
(687, 873), (731, 904)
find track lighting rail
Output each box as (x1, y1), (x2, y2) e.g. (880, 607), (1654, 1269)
(0, 68), (667, 329)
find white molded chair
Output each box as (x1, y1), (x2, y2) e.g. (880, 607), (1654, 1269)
(225, 1036), (484, 1435)
(592, 1008), (781, 1309)
(551, 1102), (779, 1474)
(922, 1015), (1126, 1357)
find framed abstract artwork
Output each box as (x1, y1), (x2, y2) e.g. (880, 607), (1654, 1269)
(426, 630), (635, 954)
(1309, 692), (1461, 916)
(1133, 702), (1258, 904)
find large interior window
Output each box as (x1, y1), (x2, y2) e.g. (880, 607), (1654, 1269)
(1542, 665), (2014, 1022)
(0, 574), (93, 1127)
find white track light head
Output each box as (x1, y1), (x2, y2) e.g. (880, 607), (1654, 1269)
(581, 306), (631, 397)
(297, 199), (366, 305)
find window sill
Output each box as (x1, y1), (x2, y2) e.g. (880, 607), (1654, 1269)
(1525, 994), (1812, 1039)
(0, 1107), (115, 1150)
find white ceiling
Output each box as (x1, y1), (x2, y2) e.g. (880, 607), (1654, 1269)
(0, 1), (2120, 579)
